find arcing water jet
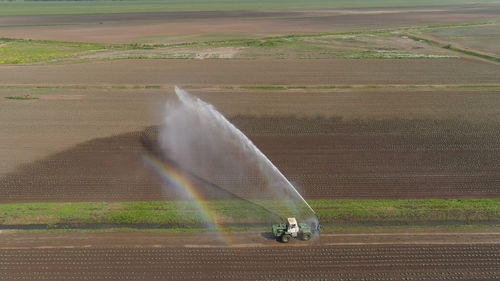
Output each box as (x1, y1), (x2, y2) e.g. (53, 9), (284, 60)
(156, 86), (319, 229)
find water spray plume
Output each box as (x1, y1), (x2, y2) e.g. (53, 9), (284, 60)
(148, 86), (319, 235)
(173, 86), (315, 212)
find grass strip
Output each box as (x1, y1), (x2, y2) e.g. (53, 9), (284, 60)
(312, 199), (500, 223)
(0, 38), (153, 64)
(5, 96), (39, 100)
(0, 38), (106, 64)
(0, 199), (498, 227)
(240, 86), (286, 90)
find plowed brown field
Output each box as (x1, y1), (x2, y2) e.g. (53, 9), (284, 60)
(0, 59), (499, 85)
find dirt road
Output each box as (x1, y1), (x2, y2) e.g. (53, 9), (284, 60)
(0, 230), (499, 280)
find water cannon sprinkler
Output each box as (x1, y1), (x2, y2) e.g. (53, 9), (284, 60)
(314, 214), (321, 233)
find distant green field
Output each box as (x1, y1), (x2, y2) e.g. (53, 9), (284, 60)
(0, 38), (108, 64)
(0, 199), (498, 228)
(0, 0), (498, 15)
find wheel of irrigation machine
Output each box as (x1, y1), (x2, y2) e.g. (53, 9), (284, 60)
(302, 233), (311, 241)
(281, 234), (291, 243)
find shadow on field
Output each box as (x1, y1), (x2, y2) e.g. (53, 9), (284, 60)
(140, 126), (284, 222)
(260, 232), (278, 241)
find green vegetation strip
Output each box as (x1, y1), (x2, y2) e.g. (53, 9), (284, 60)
(0, 38), (105, 64)
(313, 199), (500, 223)
(5, 96), (38, 100)
(0, 38), (156, 64)
(0, 199), (498, 227)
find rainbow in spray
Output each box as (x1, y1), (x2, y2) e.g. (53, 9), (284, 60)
(141, 150), (231, 244)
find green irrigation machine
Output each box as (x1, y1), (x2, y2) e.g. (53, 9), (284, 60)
(272, 216), (320, 243)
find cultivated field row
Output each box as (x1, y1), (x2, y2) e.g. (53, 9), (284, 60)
(2, 112), (500, 202)
(0, 245), (499, 280)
